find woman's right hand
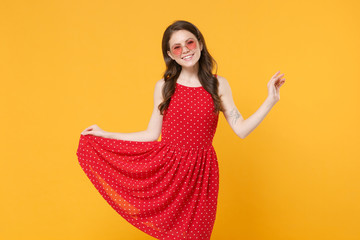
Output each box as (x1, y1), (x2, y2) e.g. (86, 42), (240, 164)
(81, 124), (107, 137)
(267, 70), (286, 104)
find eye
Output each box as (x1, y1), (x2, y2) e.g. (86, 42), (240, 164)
(186, 40), (196, 49)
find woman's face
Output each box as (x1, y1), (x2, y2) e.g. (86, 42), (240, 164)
(167, 30), (203, 68)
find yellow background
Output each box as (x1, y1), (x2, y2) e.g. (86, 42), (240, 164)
(1, 0), (359, 239)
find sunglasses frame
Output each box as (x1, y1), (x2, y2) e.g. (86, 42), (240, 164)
(170, 38), (198, 56)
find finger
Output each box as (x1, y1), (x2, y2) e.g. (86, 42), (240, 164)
(273, 78), (280, 86)
(82, 128), (94, 134)
(271, 75), (282, 86)
(278, 77), (284, 84)
(272, 70), (280, 78)
(275, 73), (285, 80)
(82, 131), (94, 136)
(276, 79), (285, 87)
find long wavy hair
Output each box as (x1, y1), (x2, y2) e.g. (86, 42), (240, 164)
(158, 20), (223, 115)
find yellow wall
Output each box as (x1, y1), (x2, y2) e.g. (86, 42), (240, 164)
(1, 0), (359, 239)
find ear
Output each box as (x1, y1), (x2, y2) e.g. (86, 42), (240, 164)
(167, 50), (174, 60)
(200, 41), (203, 51)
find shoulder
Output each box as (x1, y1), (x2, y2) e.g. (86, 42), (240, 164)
(153, 78), (165, 101)
(154, 78), (165, 91)
(216, 75), (231, 97)
(156, 78), (166, 89)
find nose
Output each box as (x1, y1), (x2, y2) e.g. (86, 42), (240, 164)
(182, 45), (190, 53)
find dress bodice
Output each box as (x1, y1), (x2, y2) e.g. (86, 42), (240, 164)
(160, 83), (219, 149)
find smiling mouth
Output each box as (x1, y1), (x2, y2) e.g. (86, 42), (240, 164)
(182, 54), (194, 60)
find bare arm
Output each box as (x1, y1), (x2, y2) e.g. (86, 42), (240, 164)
(104, 79), (165, 141)
(218, 75), (276, 139)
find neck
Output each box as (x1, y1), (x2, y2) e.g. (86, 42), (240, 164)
(178, 62), (199, 82)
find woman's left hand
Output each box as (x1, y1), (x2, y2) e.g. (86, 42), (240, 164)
(81, 124), (107, 137)
(267, 70), (286, 104)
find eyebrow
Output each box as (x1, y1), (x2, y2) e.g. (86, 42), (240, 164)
(172, 38), (194, 45)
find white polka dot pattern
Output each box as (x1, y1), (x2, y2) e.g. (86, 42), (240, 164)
(76, 82), (220, 239)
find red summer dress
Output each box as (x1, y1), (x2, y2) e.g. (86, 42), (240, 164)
(76, 78), (220, 239)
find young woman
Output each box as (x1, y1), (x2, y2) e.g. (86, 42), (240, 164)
(77, 20), (285, 239)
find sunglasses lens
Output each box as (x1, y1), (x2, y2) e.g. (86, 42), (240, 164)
(186, 40), (197, 50)
(172, 46), (182, 56)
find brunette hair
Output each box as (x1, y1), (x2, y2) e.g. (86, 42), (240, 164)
(158, 20), (223, 115)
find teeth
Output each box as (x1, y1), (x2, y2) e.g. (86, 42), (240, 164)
(183, 54), (193, 59)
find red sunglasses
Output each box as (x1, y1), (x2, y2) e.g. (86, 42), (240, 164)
(170, 38), (197, 56)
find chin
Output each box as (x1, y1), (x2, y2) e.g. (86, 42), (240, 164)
(181, 59), (200, 67)
(180, 63), (198, 69)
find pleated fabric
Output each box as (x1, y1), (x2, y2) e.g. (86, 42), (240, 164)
(76, 81), (220, 239)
